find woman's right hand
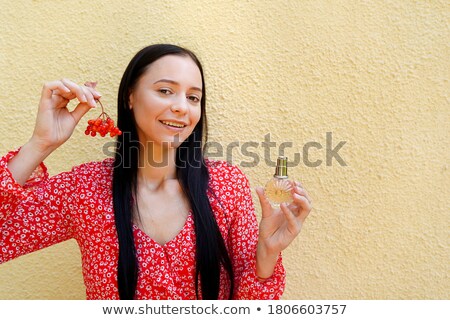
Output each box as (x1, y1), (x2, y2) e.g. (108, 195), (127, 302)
(29, 79), (101, 153)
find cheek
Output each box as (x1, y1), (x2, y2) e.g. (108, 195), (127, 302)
(191, 109), (201, 125)
(133, 107), (157, 131)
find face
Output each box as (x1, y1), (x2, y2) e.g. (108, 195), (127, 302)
(129, 54), (203, 148)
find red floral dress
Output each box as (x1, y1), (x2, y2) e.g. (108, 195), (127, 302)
(0, 150), (285, 299)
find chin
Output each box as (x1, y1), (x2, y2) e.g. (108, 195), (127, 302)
(157, 135), (188, 149)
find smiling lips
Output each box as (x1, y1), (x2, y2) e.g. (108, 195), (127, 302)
(160, 120), (187, 128)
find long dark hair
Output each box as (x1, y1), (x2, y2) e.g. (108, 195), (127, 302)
(112, 44), (234, 299)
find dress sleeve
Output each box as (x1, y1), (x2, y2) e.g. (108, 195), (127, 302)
(0, 149), (78, 264)
(227, 165), (286, 300)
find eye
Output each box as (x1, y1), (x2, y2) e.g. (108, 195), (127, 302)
(159, 89), (172, 95)
(188, 95), (200, 103)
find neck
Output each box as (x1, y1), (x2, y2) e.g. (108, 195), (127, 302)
(138, 142), (177, 191)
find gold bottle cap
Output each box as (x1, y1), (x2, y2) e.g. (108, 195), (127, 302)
(274, 156), (288, 178)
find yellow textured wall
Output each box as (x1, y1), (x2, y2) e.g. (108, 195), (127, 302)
(0, 0), (448, 299)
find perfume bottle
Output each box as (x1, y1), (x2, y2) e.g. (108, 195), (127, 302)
(264, 156), (293, 206)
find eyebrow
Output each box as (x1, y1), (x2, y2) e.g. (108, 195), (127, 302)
(153, 79), (202, 93)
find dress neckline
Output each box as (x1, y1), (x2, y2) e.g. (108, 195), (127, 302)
(132, 210), (193, 248)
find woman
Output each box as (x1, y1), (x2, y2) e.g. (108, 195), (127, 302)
(0, 44), (312, 299)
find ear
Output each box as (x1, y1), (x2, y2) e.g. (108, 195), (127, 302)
(128, 92), (134, 110)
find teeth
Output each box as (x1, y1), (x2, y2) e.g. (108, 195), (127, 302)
(162, 121), (185, 128)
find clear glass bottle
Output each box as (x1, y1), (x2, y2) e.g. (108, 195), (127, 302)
(264, 156), (293, 206)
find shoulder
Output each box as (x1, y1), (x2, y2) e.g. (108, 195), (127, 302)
(205, 158), (248, 185)
(72, 158), (114, 174)
(205, 159), (251, 201)
(70, 158), (114, 185)
(205, 160), (255, 229)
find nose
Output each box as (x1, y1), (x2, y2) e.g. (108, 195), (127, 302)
(170, 99), (188, 114)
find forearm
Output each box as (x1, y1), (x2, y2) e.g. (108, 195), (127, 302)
(7, 139), (55, 186)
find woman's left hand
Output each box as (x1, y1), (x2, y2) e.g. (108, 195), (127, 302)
(255, 181), (312, 274)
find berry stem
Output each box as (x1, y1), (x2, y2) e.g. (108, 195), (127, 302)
(96, 99), (105, 114)
(95, 100), (110, 120)
(86, 99), (122, 138)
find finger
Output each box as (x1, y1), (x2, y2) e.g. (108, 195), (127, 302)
(80, 85), (97, 108)
(60, 78), (88, 104)
(294, 181), (303, 188)
(85, 86), (102, 100)
(292, 193), (311, 208)
(292, 181), (309, 197)
(51, 89), (77, 103)
(293, 181), (309, 195)
(280, 202), (302, 235)
(255, 187), (273, 218)
(41, 81), (71, 100)
(83, 81), (102, 100)
(70, 102), (92, 124)
(292, 193), (312, 221)
(293, 185), (312, 204)
(55, 96), (71, 110)
(54, 90), (75, 99)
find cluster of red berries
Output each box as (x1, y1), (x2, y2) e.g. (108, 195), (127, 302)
(85, 116), (122, 137)
(85, 100), (122, 137)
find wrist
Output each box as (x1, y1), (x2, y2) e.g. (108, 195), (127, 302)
(257, 237), (280, 258)
(26, 136), (57, 159)
(256, 242), (280, 280)
(7, 138), (54, 186)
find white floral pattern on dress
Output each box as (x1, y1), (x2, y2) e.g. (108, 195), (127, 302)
(0, 149), (285, 299)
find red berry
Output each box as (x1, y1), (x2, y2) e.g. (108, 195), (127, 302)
(85, 103), (120, 138)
